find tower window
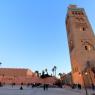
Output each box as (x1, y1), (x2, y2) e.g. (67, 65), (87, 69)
(80, 27), (87, 31)
(83, 27), (86, 31)
(72, 11), (84, 16)
(75, 12), (77, 15)
(81, 12), (84, 15)
(83, 41), (94, 51)
(85, 46), (88, 50)
(69, 40), (74, 52)
(78, 13), (80, 15)
(76, 17), (85, 22)
(85, 45), (91, 51)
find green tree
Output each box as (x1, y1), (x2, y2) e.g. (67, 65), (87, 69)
(52, 68), (54, 76)
(45, 68), (48, 74)
(52, 66), (57, 77)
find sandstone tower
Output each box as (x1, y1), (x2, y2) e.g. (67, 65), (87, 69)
(66, 5), (95, 87)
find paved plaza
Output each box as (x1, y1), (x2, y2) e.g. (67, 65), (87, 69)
(0, 85), (95, 95)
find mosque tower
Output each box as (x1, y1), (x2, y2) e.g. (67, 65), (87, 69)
(66, 5), (95, 87)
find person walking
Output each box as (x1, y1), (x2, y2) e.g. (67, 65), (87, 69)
(43, 84), (46, 91)
(46, 84), (48, 90)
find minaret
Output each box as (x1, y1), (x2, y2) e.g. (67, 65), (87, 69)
(66, 5), (95, 87)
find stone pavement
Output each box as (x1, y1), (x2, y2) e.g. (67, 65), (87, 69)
(0, 85), (95, 95)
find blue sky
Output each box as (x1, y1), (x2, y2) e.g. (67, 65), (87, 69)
(0, 0), (95, 75)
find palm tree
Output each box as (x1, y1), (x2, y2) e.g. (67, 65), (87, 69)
(0, 62), (2, 66)
(54, 66), (57, 77)
(45, 68), (48, 74)
(42, 70), (45, 76)
(52, 68), (54, 76)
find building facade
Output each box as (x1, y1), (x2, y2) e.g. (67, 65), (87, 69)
(0, 68), (34, 77)
(66, 5), (95, 87)
(61, 72), (72, 86)
(0, 68), (57, 85)
(0, 68), (37, 85)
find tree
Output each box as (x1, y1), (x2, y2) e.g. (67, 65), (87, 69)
(52, 68), (54, 76)
(54, 66), (57, 77)
(52, 66), (57, 77)
(0, 62), (2, 65)
(41, 70), (50, 78)
(45, 68), (48, 74)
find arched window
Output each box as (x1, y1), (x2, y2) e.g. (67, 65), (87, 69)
(85, 46), (88, 50)
(83, 27), (86, 31)
(84, 42), (93, 51)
